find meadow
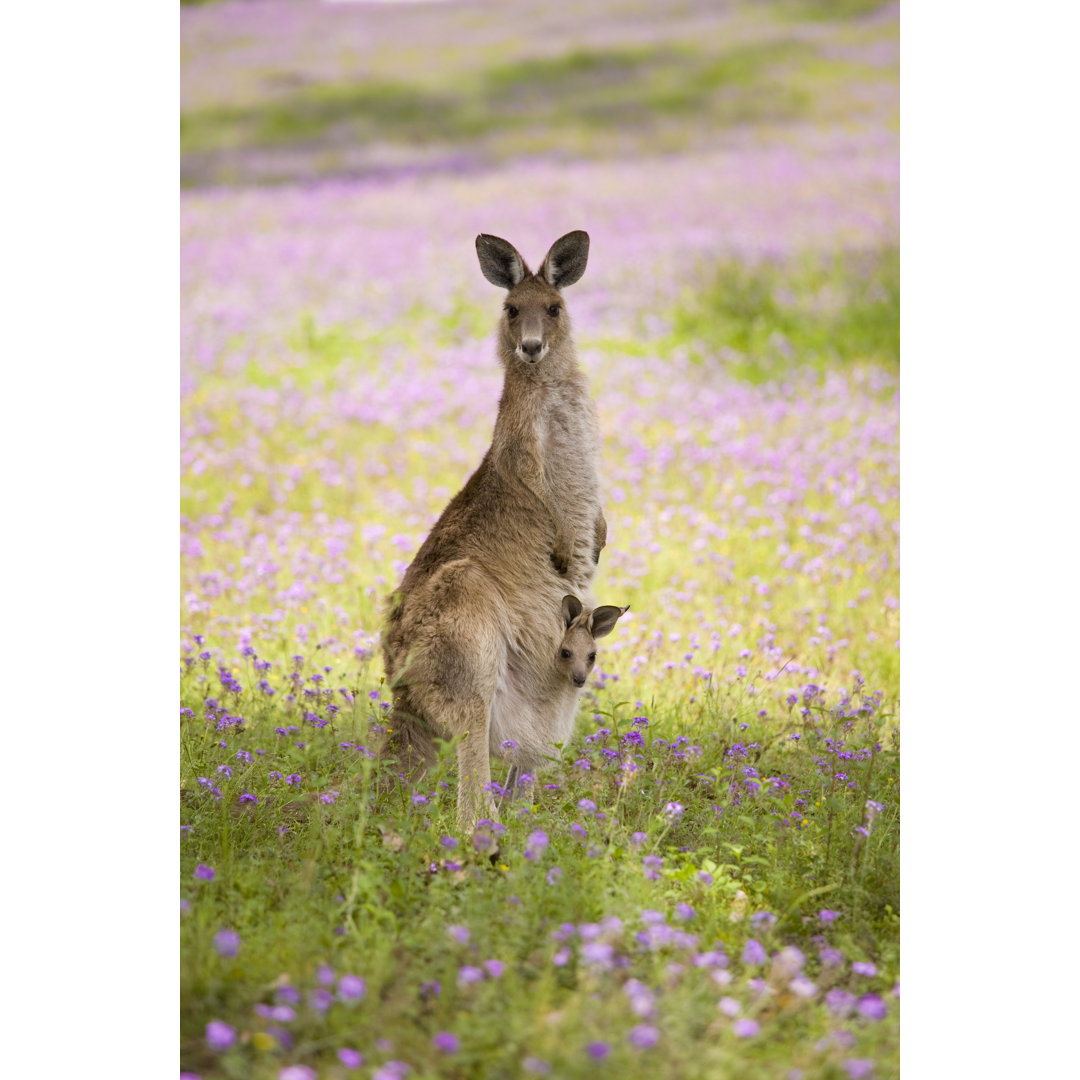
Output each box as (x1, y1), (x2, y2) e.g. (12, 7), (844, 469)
(181, 2), (899, 1077)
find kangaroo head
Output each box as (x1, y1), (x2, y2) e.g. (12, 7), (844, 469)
(475, 231), (590, 367)
(557, 594), (629, 689)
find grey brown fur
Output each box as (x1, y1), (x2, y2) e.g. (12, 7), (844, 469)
(504, 595), (630, 793)
(382, 231), (610, 827)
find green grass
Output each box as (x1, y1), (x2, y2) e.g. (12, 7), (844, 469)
(180, 40), (817, 160)
(181, 680), (898, 1079)
(666, 247), (899, 383)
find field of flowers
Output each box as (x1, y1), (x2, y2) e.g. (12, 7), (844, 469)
(181, 2), (899, 1078)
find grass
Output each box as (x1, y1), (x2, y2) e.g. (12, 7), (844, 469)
(181, 245), (900, 1074)
(181, 675), (898, 1079)
(666, 247), (900, 384)
(180, 40), (816, 162)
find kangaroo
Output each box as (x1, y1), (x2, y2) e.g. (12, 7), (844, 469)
(503, 595), (630, 793)
(382, 230), (608, 828)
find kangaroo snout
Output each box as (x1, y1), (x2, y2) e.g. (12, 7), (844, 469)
(520, 338), (544, 361)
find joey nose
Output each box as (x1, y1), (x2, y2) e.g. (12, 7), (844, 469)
(573, 674), (587, 688)
(521, 339), (542, 358)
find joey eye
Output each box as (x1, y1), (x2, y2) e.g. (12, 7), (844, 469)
(505, 305), (519, 320)
(548, 304), (560, 318)
(560, 648), (572, 659)
(588, 652), (596, 663)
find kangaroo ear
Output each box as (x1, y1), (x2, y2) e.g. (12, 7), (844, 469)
(588, 604), (629, 639)
(539, 230), (589, 290)
(476, 234), (529, 290)
(561, 594), (583, 628)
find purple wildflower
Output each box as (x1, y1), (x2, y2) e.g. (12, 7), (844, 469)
(843, 1060), (875, 1079)
(338, 1048), (364, 1069)
(205, 1020), (235, 1052)
(586, 1042), (610, 1060)
(213, 929), (240, 957)
(447, 925), (470, 945)
(432, 1032), (461, 1053)
(628, 1024), (660, 1049)
(338, 974), (365, 1001)
(732, 1018), (760, 1038)
(856, 994), (887, 1020)
(852, 960), (878, 977)
(279, 1067), (316, 1080)
(825, 989), (857, 1016)
(194, 864), (215, 881)
(741, 939), (767, 965)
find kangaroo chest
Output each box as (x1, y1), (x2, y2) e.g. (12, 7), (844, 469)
(534, 394), (600, 505)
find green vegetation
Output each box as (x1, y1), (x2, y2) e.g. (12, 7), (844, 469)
(181, 40), (818, 160)
(667, 247), (899, 383)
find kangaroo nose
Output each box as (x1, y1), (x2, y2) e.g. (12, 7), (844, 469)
(521, 339), (542, 358)
(573, 674), (586, 687)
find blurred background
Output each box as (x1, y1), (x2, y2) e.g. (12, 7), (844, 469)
(180, 0), (899, 701)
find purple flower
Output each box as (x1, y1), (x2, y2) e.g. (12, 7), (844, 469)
(285, 774), (301, 786)
(586, 1042), (610, 1060)
(553, 946), (571, 966)
(447, 925), (470, 945)
(458, 965), (485, 986)
(440, 835), (458, 848)
(432, 1032), (460, 1053)
(856, 994), (887, 1021)
(523, 1059), (551, 1075)
(275, 986), (300, 1005)
(674, 902), (695, 920)
(278, 1068), (316, 1080)
(484, 959), (505, 978)
(642, 854), (663, 879)
(819, 909), (840, 923)
(338, 974), (366, 1001)
(317, 964), (335, 986)
(732, 1018), (760, 1038)
(372, 1063), (410, 1080)
(789, 976), (817, 998)
(213, 929), (240, 957)
(825, 989), (857, 1016)
(581, 942), (616, 969)
(663, 801), (684, 819)
(719, 996), (740, 1017)
(852, 960), (878, 977)
(698, 870), (714, 885)
(578, 798), (597, 814)
(309, 988), (334, 1012)
(750, 911), (776, 928)
(546, 866), (563, 885)
(843, 1060), (875, 1079)
(630, 832), (648, 847)
(194, 864), (215, 881)
(820, 946), (845, 968)
(525, 829), (549, 858)
(205, 1020), (235, 1052)
(628, 1024), (660, 1049)
(741, 939), (767, 965)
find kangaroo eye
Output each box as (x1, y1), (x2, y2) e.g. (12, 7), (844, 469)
(588, 653), (596, 663)
(505, 305), (518, 320)
(548, 304), (560, 318)
(560, 648), (572, 659)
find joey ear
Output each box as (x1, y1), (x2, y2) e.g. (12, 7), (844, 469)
(588, 604), (629, 639)
(539, 230), (590, 290)
(561, 594), (583, 628)
(476, 234), (529, 290)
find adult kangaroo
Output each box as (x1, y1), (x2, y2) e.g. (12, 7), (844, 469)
(383, 230), (607, 828)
